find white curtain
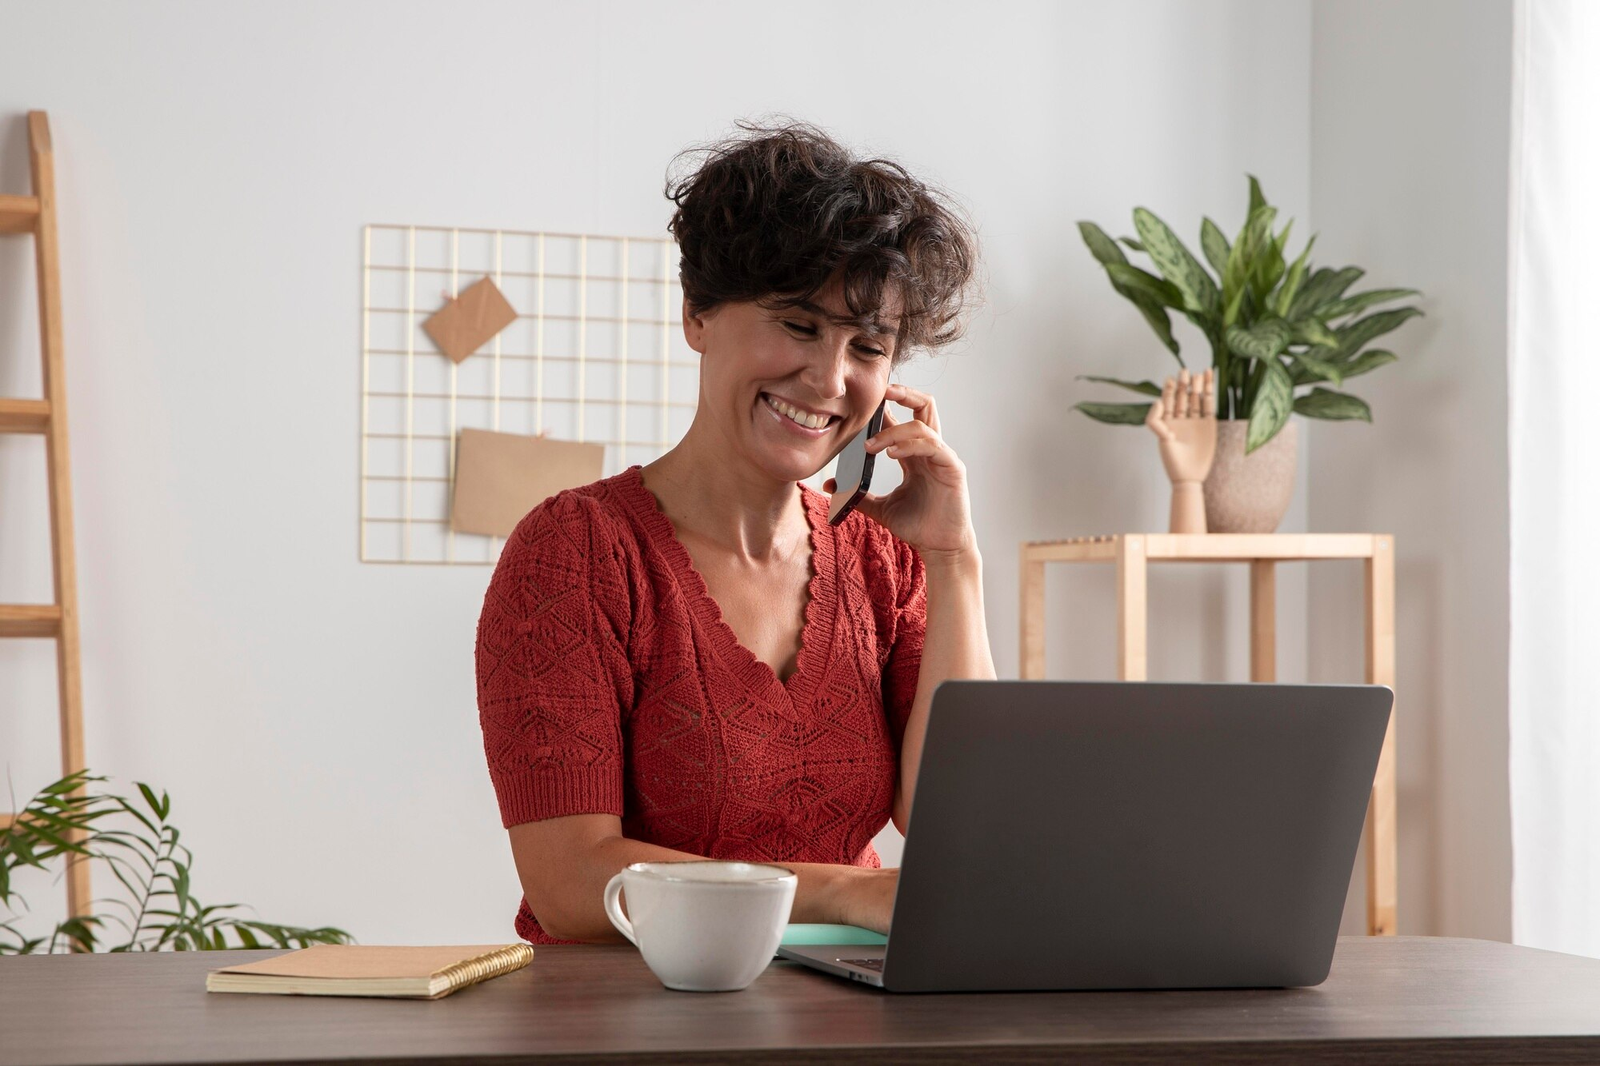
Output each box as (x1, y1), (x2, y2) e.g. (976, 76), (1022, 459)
(1508, 0), (1600, 958)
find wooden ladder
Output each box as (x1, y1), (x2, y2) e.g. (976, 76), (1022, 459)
(0, 111), (90, 919)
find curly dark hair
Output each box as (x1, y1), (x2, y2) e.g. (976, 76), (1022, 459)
(665, 119), (978, 363)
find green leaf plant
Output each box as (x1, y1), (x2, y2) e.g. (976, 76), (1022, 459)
(1, 769), (353, 953)
(1075, 175), (1423, 452)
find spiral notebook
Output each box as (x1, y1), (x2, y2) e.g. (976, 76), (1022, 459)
(206, 944), (534, 1000)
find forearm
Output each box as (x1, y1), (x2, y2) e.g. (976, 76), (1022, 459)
(520, 828), (868, 942)
(893, 548), (996, 830)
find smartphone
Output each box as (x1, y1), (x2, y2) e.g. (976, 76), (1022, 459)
(828, 398), (888, 525)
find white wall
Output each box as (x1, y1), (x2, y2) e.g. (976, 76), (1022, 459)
(1309, 0), (1514, 939)
(3, 0), (1318, 945)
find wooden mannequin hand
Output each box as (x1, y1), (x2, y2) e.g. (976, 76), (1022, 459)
(1146, 368), (1217, 483)
(1145, 368), (1217, 534)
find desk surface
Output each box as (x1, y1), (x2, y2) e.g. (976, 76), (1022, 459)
(4, 936), (1600, 1065)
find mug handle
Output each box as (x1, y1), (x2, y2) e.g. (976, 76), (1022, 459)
(602, 872), (637, 945)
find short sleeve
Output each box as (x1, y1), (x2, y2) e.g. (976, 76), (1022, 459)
(880, 532), (928, 750)
(475, 490), (635, 828)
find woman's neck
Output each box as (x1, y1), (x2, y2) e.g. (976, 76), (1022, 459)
(638, 429), (807, 563)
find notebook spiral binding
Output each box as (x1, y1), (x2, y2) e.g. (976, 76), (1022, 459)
(432, 943), (536, 997)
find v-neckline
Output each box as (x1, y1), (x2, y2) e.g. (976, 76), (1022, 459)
(621, 464), (833, 700)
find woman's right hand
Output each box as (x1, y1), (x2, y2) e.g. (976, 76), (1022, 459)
(831, 866), (900, 934)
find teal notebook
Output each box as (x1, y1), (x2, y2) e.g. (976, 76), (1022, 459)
(781, 923), (887, 946)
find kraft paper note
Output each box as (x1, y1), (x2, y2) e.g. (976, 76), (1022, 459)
(423, 276), (518, 364)
(450, 428), (606, 537)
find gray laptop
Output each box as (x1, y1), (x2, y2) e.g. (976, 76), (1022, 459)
(778, 680), (1393, 992)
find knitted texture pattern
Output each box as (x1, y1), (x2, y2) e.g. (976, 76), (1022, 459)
(475, 465), (928, 944)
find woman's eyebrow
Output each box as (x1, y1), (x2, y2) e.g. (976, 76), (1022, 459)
(788, 298), (897, 337)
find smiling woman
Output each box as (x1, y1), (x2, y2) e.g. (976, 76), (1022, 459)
(475, 119), (994, 946)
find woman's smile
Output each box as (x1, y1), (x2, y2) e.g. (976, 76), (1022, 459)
(759, 391), (843, 438)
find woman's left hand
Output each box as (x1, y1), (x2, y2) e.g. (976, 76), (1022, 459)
(824, 382), (975, 558)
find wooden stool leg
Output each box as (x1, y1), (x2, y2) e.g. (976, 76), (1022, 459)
(1365, 536), (1398, 935)
(1250, 560), (1276, 683)
(1116, 536), (1147, 681)
(1021, 550), (1046, 680)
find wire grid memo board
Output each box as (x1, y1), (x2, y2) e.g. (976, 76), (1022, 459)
(360, 224), (700, 565)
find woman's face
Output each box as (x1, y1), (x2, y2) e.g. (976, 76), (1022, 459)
(683, 279), (898, 485)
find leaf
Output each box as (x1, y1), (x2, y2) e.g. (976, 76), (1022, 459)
(1083, 223), (1181, 360)
(1247, 174), (1267, 217)
(1252, 219), (1291, 306)
(1118, 236), (1146, 252)
(41, 772), (106, 796)
(1105, 263), (1184, 308)
(1246, 360), (1294, 453)
(1289, 265), (1364, 319)
(1319, 287), (1422, 319)
(1074, 401), (1153, 425)
(1335, 306), (1425, 358)
(110, 797), (162, 839)
(1133, 207), (1220, 315)
(1222, 285), (1246, 329)
(1341, 348), (1399, 379)
(1288, 351), (1345, 387)
(1273, 234), (1317, 318)
(1294, 387), (1373, 421)
(1121, 296), (1182, 361)
(1226, 318), (1292, 361)
(134, 783), (170, 822)
(1224, 205), (1277, 313)
(1200, 217), (1231, 276)
(1077, 375), (1163, 397)
(1289, 316), (1340, 348)
(1077, 221), (1128, 267)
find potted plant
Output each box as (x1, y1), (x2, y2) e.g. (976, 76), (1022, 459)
(2, 770), (352, 953)
(1075, 175), (1424, 532)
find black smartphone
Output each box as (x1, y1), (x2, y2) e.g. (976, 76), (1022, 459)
(828, 398), (888, 525)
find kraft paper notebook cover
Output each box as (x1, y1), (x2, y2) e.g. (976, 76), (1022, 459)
(450, 428), (606, 537)
(206, 944), (534, 999)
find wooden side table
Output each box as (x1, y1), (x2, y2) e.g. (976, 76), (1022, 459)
(1018, 533), (1397, 936)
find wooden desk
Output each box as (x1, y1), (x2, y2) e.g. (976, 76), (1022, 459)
(1019, 533), (1398, 937)
(4, 938), (1600, 1064)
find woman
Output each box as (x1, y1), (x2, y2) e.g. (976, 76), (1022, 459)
(475, 120), (995, 944)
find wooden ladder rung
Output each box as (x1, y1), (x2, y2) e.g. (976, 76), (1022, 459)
(0, 193), (41, 234)
(0, 604), (63, 638)
(0, 398), (51, 433)
(0, 812), (15, 831)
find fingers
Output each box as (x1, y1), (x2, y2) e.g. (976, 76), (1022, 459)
(872, 435), (960, 466)
(823, 477), (837, 493)
(865, 418), (961, 467)
(867, 417), (938, 454)
(1164, 368), (1217, 419)
(885, 382), (940, 433)
(1145, 397), (1174, 441)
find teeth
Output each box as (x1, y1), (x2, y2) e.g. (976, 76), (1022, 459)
(766, 394), (832, 430)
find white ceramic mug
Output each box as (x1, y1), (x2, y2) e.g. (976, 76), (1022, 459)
(602, 860), (798, 992)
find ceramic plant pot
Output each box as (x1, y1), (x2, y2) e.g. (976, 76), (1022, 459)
(1202, 420), (1297, 534)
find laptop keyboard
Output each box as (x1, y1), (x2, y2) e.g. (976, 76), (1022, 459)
(838, 957), (884, 972)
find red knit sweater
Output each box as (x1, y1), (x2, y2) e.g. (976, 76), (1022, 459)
(475, 465), (928, 944)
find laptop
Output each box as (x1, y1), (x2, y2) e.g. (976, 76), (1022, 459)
(778, 680), (1393, 992)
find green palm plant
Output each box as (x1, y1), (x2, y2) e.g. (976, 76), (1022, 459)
(1, 769), (352, 953)
(1076, 175), (1424, 452)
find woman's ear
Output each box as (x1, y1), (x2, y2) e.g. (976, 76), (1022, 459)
(682, 295), (708, 355)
